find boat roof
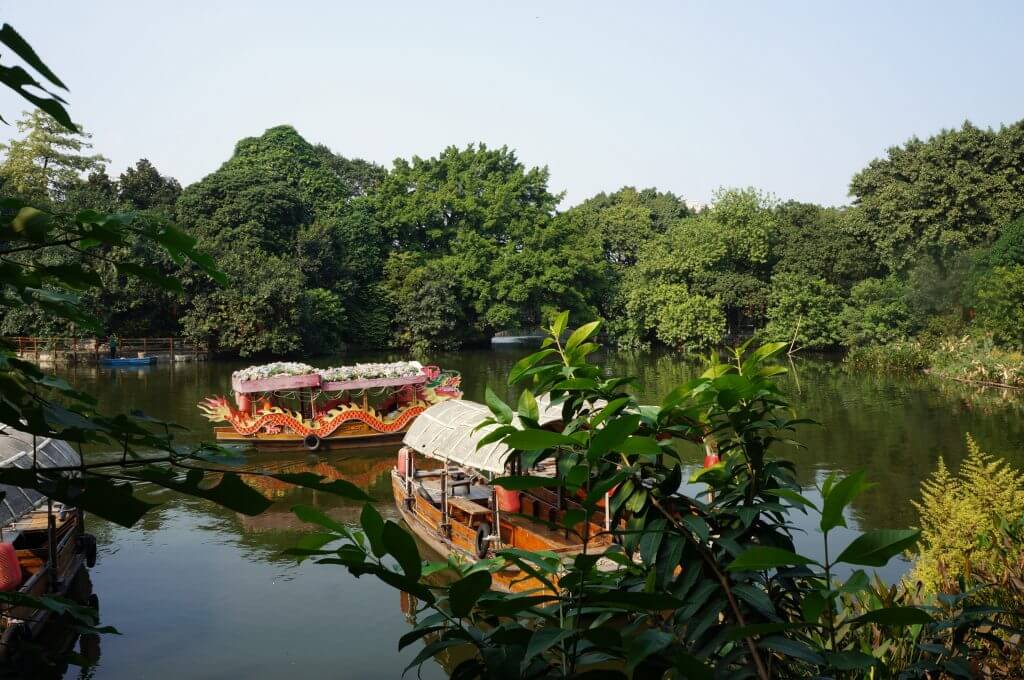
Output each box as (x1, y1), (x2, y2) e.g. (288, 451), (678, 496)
(402, 397), (568, 474)
(0, 425), (80, 527)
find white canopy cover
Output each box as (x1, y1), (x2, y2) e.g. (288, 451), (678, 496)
(402, 397), (567, 474)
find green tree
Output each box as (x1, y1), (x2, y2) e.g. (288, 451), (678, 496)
(763, 272), (844, 349)
(973, 265), (1024, 348)
(614, 188), (775, 344)
(850, 120), (1024, 270)
(0, 109), (108, 201)
(176, 125), (387, 355)
(840, 277), (913, 346)
(118, 158), (182, 210)
(372, 143), (559, 252)
(771, 202), (881, 289)
(374, 143), (601, 345)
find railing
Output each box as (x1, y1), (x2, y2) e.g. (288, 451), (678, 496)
(5, 337), (207, 362)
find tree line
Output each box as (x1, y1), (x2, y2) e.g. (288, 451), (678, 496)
(3, 110), (1023, 356)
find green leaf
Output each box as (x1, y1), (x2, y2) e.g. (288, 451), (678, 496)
(588, 414), (641, 459)
(820, 471), (873, 532)
(726, 546), (817, 572)
(564, 320), (601, 352)
(618, 435), (663, 455)
(625, 629), (674, 673)
(360, 504), (386, 557)
(517, 389), (539, 421)
(550, 310), (569, 338)
(759, 636), (825, 665)
(835, 529), (920, 567)
(272, 473), (372, 501)
(507, 349), (558, 385)
(291, 504), (348, 534)
(763, 487), (816, 511)
(850, 606), (933, 626)
(826, 651), (877, 670)
(522, 626), (573, 666)
(484, 386), (514, 424)
(382, 521), (422, 581)
(132, 468), (271, 516)
(503, 428), (578, 451)
(448, 569), (491, 617)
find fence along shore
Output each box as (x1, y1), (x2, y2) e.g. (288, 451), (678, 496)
(6, 337), (207, 363)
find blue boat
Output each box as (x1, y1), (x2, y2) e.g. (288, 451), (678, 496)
(100, 356), (157, 367)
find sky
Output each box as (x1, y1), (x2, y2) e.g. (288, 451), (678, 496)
(2, 1), (1022, 208)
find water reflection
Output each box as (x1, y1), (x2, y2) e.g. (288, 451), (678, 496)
(51, 350), (1024, 678)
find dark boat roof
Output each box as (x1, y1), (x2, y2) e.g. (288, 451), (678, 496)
(0, 425), (80, 527)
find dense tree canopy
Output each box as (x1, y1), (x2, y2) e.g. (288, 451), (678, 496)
(4, 110), (1024, 358)
(176, 125), (386, 355)
(850, 120), (1024, 271)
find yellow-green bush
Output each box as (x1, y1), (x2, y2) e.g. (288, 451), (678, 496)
(911, 434), (1024, 593)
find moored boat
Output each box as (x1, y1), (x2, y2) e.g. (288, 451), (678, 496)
(0, 426), (97, 662)
(199, 361), (462, 452)
(100, 356), (156, 366)
(392, 399), (613, 593)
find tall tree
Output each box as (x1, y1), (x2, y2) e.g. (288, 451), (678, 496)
(850, 120), (1024, 271)
(373, 143), (599, 347)
(0, 109), (107, 201)
(176, 125), (387, 356)
(118, 158), (182, 210)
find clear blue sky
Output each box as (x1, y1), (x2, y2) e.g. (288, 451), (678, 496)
(3, 1), (1022, 207)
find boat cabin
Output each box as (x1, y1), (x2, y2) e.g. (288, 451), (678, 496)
(200, 361), (462, 451)
(0, 427), (96, 661)
(392, 399), (613, 593)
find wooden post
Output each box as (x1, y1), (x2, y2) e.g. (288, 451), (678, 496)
(46, 498), (57, 592)
(440, 467), (449, 537)
(34, 337), (39, 361)
(169, 337), (175, 362)
(93, 338), (99, 364)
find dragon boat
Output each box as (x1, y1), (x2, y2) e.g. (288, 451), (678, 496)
(198, 361), (462, 452)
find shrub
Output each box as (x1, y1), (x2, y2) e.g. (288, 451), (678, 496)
(928, 335), (1024, 387)
(911, 434), (1024, 594)
(844, 341), (929, 373)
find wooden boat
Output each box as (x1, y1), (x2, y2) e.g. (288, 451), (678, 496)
(0, 426), (97, 662)
(392, 399), (613, 593)
(199, 361), (462, 452)
(100, 355), (156, 366)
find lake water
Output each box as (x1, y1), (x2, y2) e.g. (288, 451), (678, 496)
(51, 347), (1024, 679)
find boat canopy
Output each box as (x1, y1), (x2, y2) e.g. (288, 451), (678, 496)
(0, 426), (80, 527)
(402, 397), (567, 474)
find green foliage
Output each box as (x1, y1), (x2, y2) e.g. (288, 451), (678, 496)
(974, 265), (1024, 348)
(290, 316), (1010, 678)
(771, 202), (881, 289)
(928, 335), (1024, 387)
(911, 435), (1024, 595)
(0, 110), (107, 201)
(850, 120), (1024, 271)
(840, 277), (913, 346)
(763, 273), (843, 349)
(843, 342), (930, 374)
(176, 125), (387, 355)
(373, 143), (602, 343)
(619, 279), (725, 349)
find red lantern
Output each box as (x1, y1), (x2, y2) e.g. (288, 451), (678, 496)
(0, 542), (22, 591)
(495, 486), (521, 513)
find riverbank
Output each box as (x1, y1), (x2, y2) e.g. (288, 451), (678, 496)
(844, 336), (1024, 388)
